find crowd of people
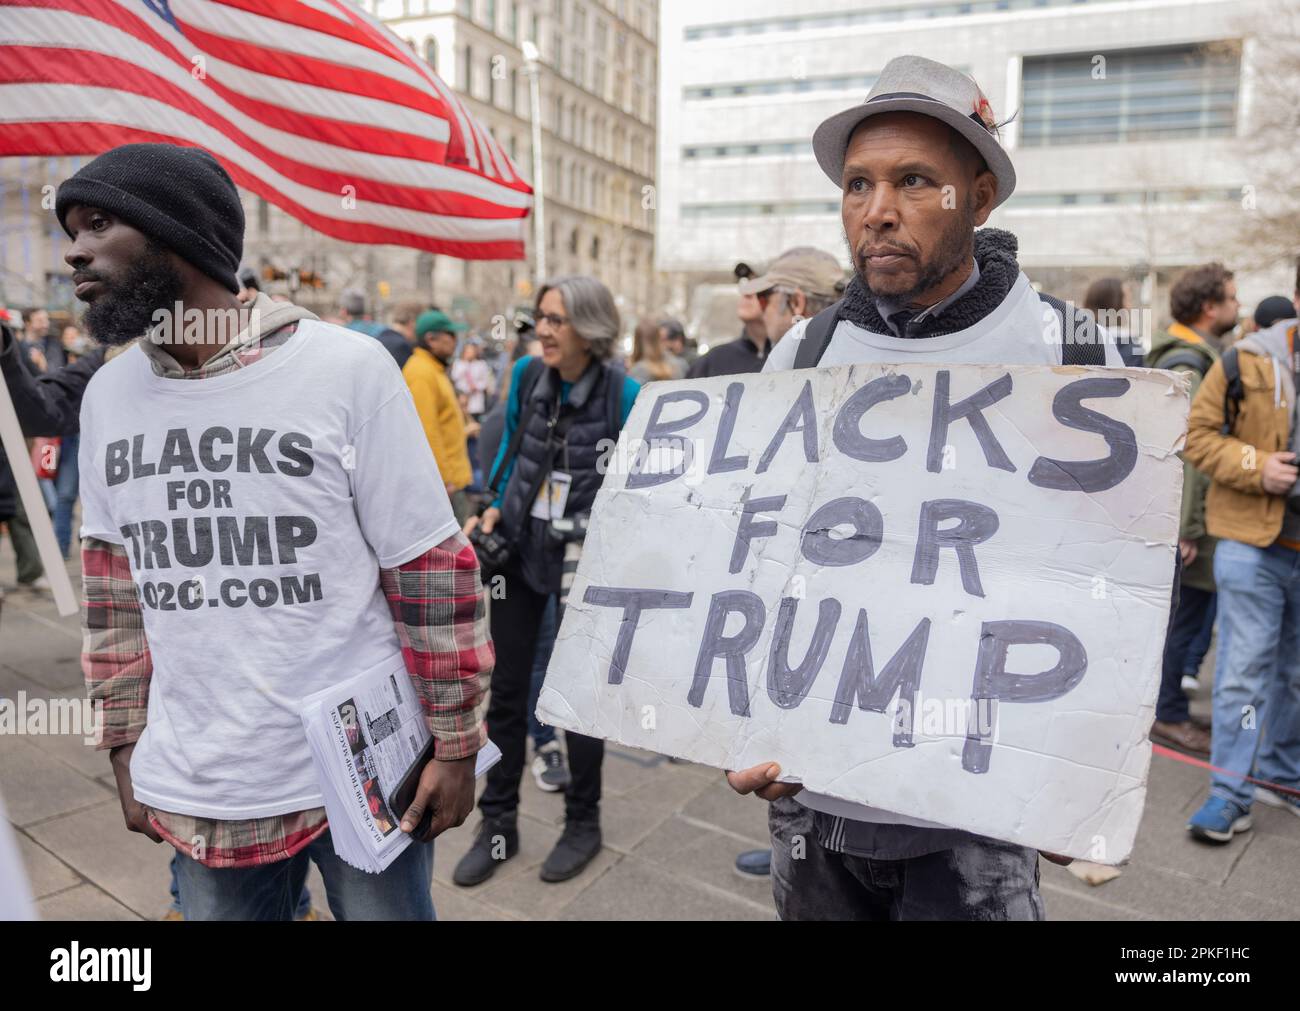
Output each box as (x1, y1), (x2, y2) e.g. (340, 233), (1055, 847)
(0, 306), (98, 596)
(0, 52), (1296, 922)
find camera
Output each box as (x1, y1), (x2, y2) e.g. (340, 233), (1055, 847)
(547, 512), (591, 545)
(469, 525), (513, 572)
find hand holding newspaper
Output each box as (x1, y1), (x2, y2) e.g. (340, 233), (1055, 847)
(300, 654), (500, 874)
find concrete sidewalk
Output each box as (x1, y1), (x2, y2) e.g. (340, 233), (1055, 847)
(2, 543), (1296, 920)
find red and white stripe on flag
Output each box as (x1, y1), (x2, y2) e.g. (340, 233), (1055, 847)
(0, 0), (532, 260)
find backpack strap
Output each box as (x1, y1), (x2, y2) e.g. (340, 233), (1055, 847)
(604, 360), (626, 439)
(486, 356), (546, 496)
(1220, 346), (1244, 437)
(1150, 347), (1212, 376)
(1039, 292), (1107, 366)
(793, 300), (844, 370)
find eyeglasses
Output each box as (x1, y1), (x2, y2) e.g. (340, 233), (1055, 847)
(756, 287), (792, 310)
(537, 312), (570, 329)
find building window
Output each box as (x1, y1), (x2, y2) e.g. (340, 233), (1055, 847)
(459, 43), (472, 90)
(683, 1), (1117, 40)
(685, 70), (889, 101)
(681, 200), (841, 219)
(1021, 44), (1240, 146)
(423, 37), (438, 72)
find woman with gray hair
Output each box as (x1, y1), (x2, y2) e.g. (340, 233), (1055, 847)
(457, 275), (641, 888)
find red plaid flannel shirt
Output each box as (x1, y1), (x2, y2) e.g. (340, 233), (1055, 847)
(81, 315), (493, 867)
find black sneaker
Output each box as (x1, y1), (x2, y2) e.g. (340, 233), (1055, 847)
(452, 814), (518, 887)
(733, 849), (771, 878)
(531, 741), (570, 792)
(539, 818), (601, 883)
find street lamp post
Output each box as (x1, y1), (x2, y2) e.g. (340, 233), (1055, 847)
(521, 40), (546, 289)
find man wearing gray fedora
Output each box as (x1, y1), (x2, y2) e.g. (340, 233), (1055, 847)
(726, 55), (1122, 921)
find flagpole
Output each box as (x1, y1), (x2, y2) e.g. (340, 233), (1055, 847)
(0, 379), (78, 617)
(522, 40), (546, 289)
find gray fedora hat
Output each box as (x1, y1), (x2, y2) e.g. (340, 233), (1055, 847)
(812, 55), (1016, 208)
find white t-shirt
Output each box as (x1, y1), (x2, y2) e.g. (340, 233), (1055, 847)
(764, 270), (1121, 829)
(78, 321), (459, 820)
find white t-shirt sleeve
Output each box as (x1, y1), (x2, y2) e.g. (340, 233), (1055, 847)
(348, 384), (460, 568)
(76, 391), (124, 545)
(763, 319), (809, 373)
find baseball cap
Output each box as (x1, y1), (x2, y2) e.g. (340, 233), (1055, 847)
(416, 309), (468, 337)
(738, 247), (846, 299)
(812, 55), (1016, 208)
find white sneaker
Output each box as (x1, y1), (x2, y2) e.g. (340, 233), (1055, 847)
(1254, 786), (1300, 818)
(530, 741), (570, 793)
(18, 575), (51, 594)
(1181, 675), (1199, 694)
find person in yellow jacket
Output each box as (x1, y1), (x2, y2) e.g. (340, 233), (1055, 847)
(404, 310), (474, 525)
(1181, 279), (1300, 844)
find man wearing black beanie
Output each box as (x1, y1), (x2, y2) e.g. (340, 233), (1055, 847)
(63, 143), (493, 921)
(56, 143), (245, 361)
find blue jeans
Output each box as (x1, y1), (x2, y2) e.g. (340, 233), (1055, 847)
(38, 477), (56, 514)
(53, 433), (79, 558)
(168, 851), (311, 918)
(527, 594), (559, 749)
(1209, 540), (1300, 807)
(171, 833), (435, 921)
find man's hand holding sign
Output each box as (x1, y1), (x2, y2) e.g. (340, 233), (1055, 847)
(537, 362), (1188, 864)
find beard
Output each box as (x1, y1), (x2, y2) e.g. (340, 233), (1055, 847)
(848, 199), (976, 305)
(1210, 316), (1237, 338)
(82, 240), (186, 347)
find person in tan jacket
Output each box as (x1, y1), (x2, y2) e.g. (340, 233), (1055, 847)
(1181, 271), (1300, 844)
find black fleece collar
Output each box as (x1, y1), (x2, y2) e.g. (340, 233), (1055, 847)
(838, 227), (1023, 338)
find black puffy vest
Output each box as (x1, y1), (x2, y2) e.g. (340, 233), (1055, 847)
(501, 358), (625, 594)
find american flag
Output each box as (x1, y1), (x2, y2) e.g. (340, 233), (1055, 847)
(0, 0), (532, 260)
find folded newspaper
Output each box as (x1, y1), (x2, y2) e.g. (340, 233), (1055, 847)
(300, 654), (501, 873)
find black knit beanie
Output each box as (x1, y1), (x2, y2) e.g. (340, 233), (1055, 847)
(55, 143), (244, 294)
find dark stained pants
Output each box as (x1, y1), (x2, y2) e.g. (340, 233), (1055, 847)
(478, 562), (603, 823)
(770, 801), (1044, 921)
(7, 498), (43, 585)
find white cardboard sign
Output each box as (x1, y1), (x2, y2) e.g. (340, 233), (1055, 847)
(537, 363), (1188, 863)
